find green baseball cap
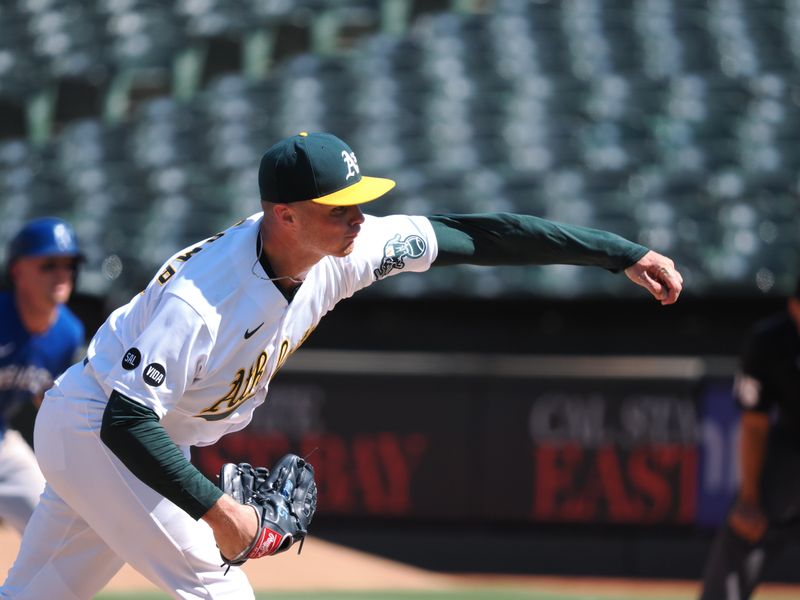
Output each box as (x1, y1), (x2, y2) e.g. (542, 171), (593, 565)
(258, 131), (396, 206)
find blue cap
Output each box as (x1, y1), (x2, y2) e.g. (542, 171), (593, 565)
(8, 217), (83, 263)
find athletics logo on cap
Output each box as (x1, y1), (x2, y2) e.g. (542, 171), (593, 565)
(342, 151), (359, 180)
(258, 132), (395, 206)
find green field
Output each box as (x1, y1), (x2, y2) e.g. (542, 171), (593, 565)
(97, 593), (546, 600)
(94, 590), (689, 600)
(94, 588), (800, 600)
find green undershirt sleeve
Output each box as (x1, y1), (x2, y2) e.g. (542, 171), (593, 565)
(100, 390), (223, 520)
(428, 213), (648, 272)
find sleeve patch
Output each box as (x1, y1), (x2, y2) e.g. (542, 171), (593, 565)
(143, 363), (167, 387)
(373, 234), (427, 280)
(122, 348), (142, 370)
(734, 372), (762, 408)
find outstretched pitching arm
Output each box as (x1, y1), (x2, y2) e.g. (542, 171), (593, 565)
(428, 213), (683, 305)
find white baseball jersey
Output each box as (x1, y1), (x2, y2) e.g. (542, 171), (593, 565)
(64, 212), (437, 448)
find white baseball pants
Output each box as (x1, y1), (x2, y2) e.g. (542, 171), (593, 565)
(0, 389), (253, 599)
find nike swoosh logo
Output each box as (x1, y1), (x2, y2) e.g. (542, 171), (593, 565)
(244, 323), (264, 340)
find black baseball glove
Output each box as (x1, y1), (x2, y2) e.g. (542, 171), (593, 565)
(217, 454), (317, 567)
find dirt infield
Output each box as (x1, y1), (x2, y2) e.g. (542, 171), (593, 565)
(3, 525), (800, 598)
(0, 525), (451, 593)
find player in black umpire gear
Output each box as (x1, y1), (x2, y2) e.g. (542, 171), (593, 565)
(699, 273), (800, 600)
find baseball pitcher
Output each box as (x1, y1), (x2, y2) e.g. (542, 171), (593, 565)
(1, 132), (682, 599)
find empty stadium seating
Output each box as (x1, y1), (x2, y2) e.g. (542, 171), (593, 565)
(0, 0), (797, 299)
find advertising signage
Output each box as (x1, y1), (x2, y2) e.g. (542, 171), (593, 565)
(194, 352), (737, 527)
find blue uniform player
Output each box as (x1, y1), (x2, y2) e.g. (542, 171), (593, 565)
(0, 217), (84, 534)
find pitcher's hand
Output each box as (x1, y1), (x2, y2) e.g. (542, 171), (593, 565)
(624, 250), (683, 305)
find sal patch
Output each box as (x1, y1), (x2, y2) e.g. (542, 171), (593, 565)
(121, 348), (141, 371)
(143, 363), (166, 387)
(373, 233), (426, 280)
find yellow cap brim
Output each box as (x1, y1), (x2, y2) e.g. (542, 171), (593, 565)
(312, 176), (396, 206)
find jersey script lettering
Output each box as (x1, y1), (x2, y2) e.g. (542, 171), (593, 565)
(197, 351), (268, 421)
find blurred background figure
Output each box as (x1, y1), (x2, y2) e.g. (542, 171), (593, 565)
(0, 217), (84, 534)
(699, 274), (800, 600)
